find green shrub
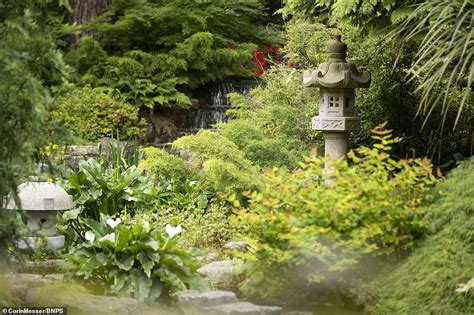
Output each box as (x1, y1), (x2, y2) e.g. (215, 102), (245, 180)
(159, 202), (234, 251)
(219, 66), (320, 169)
(173, 130), (260, 195)
(63, 213), (210, 302)
(233, 127), (436, 300)
(139, 147), (196, 183)
(51, 86), (147, 142)
(365, 158), (474, 314)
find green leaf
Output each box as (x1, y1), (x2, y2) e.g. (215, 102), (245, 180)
(130, 268), (152, 302)
(138, 251), (154, 278)
(148, 280), (164, 301)
(116, 255), (135, 271)
(62, 208), (82, 221)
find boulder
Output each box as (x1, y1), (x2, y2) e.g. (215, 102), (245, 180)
(197, 260), (241, 291)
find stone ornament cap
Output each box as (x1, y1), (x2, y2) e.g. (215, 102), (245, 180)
(328, 35), (348, 61)
(303, 35), (371, 89)
(5, 182), (73, 211)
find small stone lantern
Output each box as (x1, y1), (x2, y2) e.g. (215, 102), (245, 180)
(5, 182), (73, 250)
(303, 35), (371, 162)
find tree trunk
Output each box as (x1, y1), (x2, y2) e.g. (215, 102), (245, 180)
(68, 0), (112, 44)
(68, 0), (112, 25)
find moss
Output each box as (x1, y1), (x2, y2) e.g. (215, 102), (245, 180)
(366, 158), (474, 314)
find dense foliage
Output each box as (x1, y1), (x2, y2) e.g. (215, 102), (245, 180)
(65, 0), (274, 110)
(365, 158), (474, 314)
(0, 0), (68, 203)
(59, 149), (155, 222)
(284, 18), (473, 164)
(219, 66), (320, 169)
(139, 147), (195, 184)
(281, 0), (473, 155)
(52, 86), (147, 141)
(64, 213), (209, 302)
(234, 127), (436, 300)
(173, 130), (261, 195)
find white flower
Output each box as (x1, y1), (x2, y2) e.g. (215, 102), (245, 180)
(106, 217), (122, 229)
(189, 180), (197, 186)
(124, 188), (133, 194)
(84, 231), (95, 242)
(99, 232), (115, 243)
(165, 224), (182, 238)
(143, 221), (150, 230)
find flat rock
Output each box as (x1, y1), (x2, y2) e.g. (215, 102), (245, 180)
(4, 273), (63, 301)
(174, 290), (238, 307)
(205, 302), (282, 315)
(174, 290), (238, 315)
(26, 288), (139, 315)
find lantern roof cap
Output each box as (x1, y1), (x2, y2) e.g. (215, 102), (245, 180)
(303, 36), (371, 89)
(5, 182), (73, 211)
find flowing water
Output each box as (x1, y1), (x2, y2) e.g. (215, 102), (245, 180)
(176, 79), (258, 136)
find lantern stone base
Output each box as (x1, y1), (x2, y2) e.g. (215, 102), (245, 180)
(16, 235), (65, 251)
(312, 116), (360, 131)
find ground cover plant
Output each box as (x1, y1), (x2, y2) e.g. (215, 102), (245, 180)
(365, 157), (474, 314)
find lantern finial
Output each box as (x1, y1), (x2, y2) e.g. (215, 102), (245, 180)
(328, 35), (347, 62)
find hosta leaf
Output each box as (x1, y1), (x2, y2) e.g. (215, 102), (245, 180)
(110, 271), (127, 293)
(116, 226), (132, 250)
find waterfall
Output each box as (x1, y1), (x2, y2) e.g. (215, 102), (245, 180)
(177, 79), (258, 136)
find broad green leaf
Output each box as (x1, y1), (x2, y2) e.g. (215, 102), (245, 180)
(116, 255), (135, 271)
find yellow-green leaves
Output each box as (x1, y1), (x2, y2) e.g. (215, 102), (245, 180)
(233, 127), (437, 299)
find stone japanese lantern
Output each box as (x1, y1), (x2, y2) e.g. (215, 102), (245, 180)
(5, 182), (73, 250)
(303, 35), (371, 162)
